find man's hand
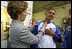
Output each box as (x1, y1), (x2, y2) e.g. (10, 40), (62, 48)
(45, 28), (56, 38)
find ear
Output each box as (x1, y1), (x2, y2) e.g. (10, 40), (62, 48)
(18, 15), (20, 18)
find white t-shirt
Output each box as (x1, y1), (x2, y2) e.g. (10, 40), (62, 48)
(38, 22), (56, 48)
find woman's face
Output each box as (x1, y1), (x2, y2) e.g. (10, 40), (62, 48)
(18, 10), (27, 22)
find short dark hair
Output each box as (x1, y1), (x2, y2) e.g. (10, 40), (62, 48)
(46, 8), (55, 12)
(67, 17), (71, 24)
(7, 1), (28, 20)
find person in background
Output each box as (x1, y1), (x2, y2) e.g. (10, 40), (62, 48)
(62, 17), (71, 48)
(61, 17), (71, 41)
(66, 17), (71, 31)
(33, 8), (62, 48)
(7, 1), (47, 48)
(61, 8), (71, 48)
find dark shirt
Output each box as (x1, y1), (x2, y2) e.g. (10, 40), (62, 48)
(62, 30), (71, 48)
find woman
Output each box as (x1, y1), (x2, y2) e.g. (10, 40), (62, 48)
(7, 1), (45, 48)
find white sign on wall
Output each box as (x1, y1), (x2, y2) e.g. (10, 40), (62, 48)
(1, 1), (8, 7)
(24, 1), (33, 26)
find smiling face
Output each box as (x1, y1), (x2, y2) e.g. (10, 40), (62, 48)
(45, 9), (55, 20)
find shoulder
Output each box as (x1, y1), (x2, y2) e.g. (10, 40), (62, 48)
(11, 22), (28, 31)
(51, 23), (60, 31)
(37, 21), (43, 24)
(52, 23), (58, 27)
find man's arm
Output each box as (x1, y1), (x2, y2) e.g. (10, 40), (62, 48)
(53, 24), (62, 42)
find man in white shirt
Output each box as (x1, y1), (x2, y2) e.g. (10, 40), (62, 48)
(33, 8), (61, 48)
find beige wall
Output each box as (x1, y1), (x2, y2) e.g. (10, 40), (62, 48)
(33, 10), (45, 22)
(33, 3), (71, 27)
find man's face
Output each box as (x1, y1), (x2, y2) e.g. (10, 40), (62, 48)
(45, 10), (55, 20)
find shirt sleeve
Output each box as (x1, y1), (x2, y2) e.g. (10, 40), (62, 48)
(19, 26), (43, 45)
(33, 25), (38, 35)
(53, 24), (62, 42)
(33, 21), (43, 35)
